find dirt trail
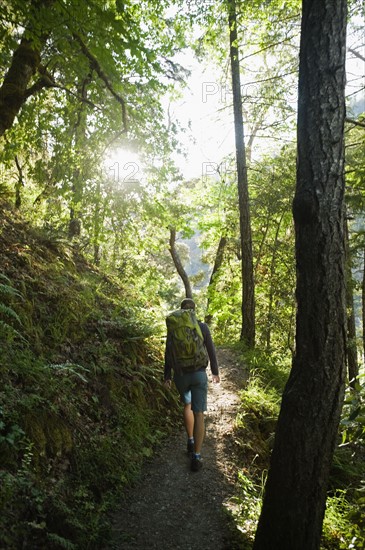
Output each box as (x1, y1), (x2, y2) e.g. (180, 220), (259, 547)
(107, 348), (247, 550)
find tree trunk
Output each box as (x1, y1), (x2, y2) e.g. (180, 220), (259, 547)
(169, 228), (193, 299)
(14, 156), (24, 209)
(0, 39), (41, 138)
(94, 243), (101, 266)
(227, 0), (255, 348)
(253, 1), (347, 549)
(205, 235), (227, 324)
(0, 0), (54, 138)
(92, 180), (106, 266)
(264, 212), (285, 352)
(68, 76), (91, 239)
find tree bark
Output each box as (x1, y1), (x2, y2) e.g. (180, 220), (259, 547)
(68, 76), (91, 239)
(0, 38), (41, 138)
(253, 1), (347, 549)
(169, 228), (193, 299)
(0, 0), (54, 138)
(14, 156), (24, 209)
(0, 1), (126, 142)
(227, 0), (255, 348)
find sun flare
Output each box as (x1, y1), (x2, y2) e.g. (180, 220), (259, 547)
(104, 148), (143, 185)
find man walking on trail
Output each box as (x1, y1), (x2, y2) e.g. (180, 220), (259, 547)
(164, 298), (220, 472)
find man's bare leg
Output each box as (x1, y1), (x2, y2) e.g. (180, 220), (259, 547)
(193, 411), (205, 455)
(183, 403), (194, 438)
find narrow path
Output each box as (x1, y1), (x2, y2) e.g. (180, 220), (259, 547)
(107, 348), (247, 550)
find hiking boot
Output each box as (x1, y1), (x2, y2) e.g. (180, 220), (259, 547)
(191, 456), (203, 472)
(187, 439), (194, 454)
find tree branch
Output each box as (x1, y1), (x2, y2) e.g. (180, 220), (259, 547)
(24, 73), (100, 110)
(348, 47), (365, 63)
(73, 32), (128, 132)
(161, 57), (190, 82)
(24, 67), (57, 98)
(346, 117), (365, 129)
(169, 227), (193, 299)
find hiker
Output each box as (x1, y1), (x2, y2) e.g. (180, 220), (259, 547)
(164, 298), (220, 472)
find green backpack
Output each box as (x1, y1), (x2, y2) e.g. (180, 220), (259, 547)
(166, 309), (209, 372)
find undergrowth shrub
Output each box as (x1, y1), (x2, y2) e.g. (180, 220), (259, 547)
(230, 346), (365, 549)
(324, 374), (365, 550)
(321, 490), (365, 550)
(0, 222), (180, 548)
(0, 349), (179, 549)
(0, 273), (24, 344)
(233, 348), (288, 469)
(228, 470), (263, 542)
(223, 348), (289, 547)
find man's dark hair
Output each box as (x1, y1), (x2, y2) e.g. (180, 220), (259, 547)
(180, 298), (196, 310)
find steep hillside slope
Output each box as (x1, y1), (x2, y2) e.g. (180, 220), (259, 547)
(0, 202), (179, 549)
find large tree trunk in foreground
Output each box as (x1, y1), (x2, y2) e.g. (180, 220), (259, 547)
(169, 228), (193, 299)
(228, 0), (255, 348)
(253, 1), (347, 549)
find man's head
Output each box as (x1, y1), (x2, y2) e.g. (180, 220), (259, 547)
(180, 298), (196, 310)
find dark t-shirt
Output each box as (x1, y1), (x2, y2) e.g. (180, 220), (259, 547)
(164, 320), (219, 381)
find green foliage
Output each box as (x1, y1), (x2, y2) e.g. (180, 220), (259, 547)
(227, 470), (263, 545)
(222, 348), (289, 546)
(192, 145), (296, 349)
(0, 0), (363, 545)
(243, 347), (291, 391)
(339, 374), (365, 450)
(325, 376), (365, 550)
(0, 273), (24, 342)
(230, 347), (365, 548)
(250, 148), (296, 353)
(322, 491), (365, 550)
(234, 349), (287, 469)
(0, 207), (180, 548)
(0, 0), (191, 286)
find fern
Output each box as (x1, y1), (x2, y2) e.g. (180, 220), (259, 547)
(0, 320), (25, 342)
(0, 273), (11, 283)
(46, 363), (90, 383)
(0, 274), (24, 342)
(0, 283), (23, 300)
(0, 274), (23, 305)
(0, 303), (22, 323)
(47, 533), (77, 549)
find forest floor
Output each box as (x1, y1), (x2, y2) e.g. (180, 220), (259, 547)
(107, 347), (249, 550)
